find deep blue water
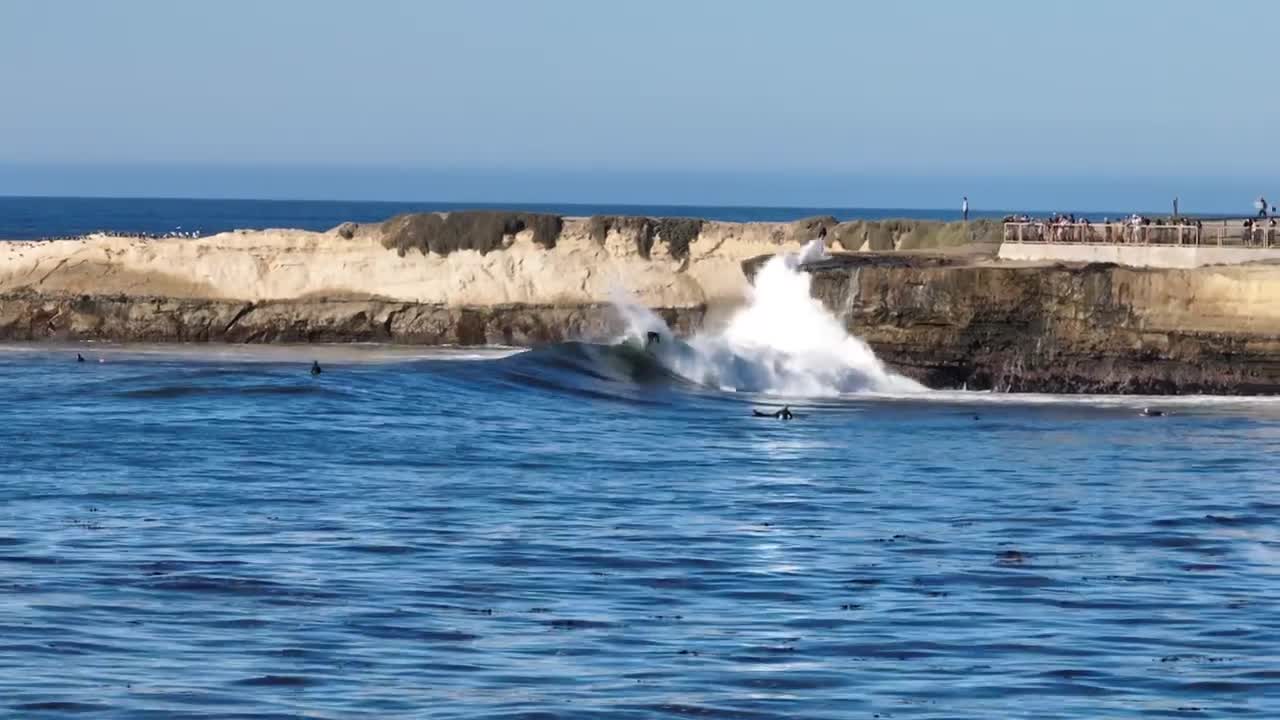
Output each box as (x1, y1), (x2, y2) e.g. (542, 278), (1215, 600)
(0, 196), (1013, 240)
(2, 343), (1279, 718)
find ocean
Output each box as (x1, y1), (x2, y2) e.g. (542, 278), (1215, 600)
(2, 197), (1279, 718)
(0, 196), (1008, 240)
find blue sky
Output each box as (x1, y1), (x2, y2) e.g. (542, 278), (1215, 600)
(1, 0), (1277, 211)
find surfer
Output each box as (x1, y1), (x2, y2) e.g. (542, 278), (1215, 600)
(76, 353), (85, 363)
(310, 360), (322, 376)
(645, 331), (661, 348)
(753, 405), (794, 420)
(1140, 407), (1164, 417)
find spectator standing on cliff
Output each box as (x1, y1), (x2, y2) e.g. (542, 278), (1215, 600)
(1257, 196), (1269, 219)
(962, 196), (969, 222)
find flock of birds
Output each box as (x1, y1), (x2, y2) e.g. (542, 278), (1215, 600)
(39, 229), (205, 242)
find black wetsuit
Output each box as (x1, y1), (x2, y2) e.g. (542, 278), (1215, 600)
(310, 361), (322, 376)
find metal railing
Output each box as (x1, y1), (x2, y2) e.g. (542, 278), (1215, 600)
(1002, 221), (1280, 248)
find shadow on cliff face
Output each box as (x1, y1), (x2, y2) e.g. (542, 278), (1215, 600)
(377, 212), (995, 260)
(832, 219), (1003, 252)
(587, 216), (705, 260)
(380, 212), (564, 256)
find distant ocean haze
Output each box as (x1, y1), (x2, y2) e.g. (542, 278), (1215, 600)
(1, 162), (1275, 229)
(0, 196), (1178, 240)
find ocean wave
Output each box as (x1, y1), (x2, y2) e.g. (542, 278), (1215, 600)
(607, 239), (923, 396)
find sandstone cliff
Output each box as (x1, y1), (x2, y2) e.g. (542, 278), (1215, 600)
(786, 254), (1280, 394)
(0, 213), (991, 345)
(14, 210), (1275, 395)
(0, 212), (818, 344)
(0, 213), (829, 307)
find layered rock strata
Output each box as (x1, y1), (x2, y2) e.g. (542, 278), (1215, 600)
(9, 210), (1275, 394)
(0, 213), (986, 345)
(783, 254), (1280, 394)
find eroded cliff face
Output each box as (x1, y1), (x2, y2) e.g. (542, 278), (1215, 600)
(0, 213), (981, 345)
(14, 211), (1276, 394)
(0, 292), (703, 345)
(0, 214), (816, 311)
(791, 255), (1280, 394)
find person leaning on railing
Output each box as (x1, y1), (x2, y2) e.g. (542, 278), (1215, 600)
(999, 215), (1227, 248)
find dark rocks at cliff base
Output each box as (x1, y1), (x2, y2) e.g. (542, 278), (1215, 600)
(772, 253), (1280, 395)
(0, 291), (704, 347)
(380, 211), (564, 256)
(739, 250), (961, 280)
(11, 208), (1280, 396)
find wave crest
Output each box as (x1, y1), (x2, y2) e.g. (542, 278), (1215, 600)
(612, 239), (923, 396)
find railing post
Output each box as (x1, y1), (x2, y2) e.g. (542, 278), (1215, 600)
(989, 220), (1280, 252)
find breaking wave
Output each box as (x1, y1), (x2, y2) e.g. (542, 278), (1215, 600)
(609, 239), (924, 397)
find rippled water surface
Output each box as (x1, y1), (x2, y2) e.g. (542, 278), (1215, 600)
(2, 344), (1279, 718)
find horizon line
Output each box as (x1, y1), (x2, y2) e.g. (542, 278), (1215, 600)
(3, 161), (1278, 182)
(0, 192), (1255, 220)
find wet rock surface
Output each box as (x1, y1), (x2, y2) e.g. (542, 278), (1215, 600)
(776, 253), (1280, 394)
(0, 292), (704, 346)
(7, 213), (1280, 395)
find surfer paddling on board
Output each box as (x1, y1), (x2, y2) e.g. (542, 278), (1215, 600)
(645, 331), (661, 349)
(753, 405), (794, 420)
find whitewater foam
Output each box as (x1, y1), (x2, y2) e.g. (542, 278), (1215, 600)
(613, 239), (924, 397)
